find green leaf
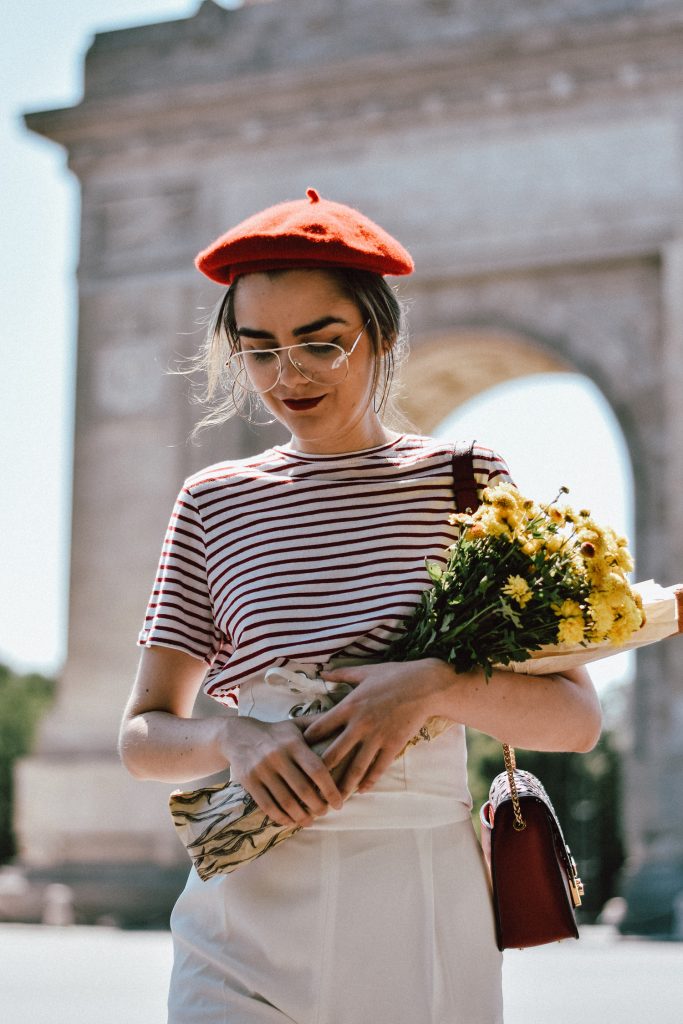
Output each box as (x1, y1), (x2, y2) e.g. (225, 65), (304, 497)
(499, 599), (522, 629)
(425, 560), (443, 583)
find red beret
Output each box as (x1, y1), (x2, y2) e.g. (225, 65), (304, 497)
(195, 188), (414, 285)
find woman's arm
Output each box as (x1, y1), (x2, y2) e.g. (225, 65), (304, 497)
(119, 645), (232, 782)
(118, 645), (342, 826)
(304, 659), (602, 799)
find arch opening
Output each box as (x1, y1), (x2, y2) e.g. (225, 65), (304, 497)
(401, 329), (635, 694)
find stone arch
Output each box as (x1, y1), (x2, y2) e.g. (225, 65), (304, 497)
(398, 327), (572, 434)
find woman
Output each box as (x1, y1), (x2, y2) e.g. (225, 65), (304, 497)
(119, 189), (602, 1024)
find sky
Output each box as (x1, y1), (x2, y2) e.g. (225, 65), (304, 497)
(1, 1), (633, 693)
(1, 2), (225, 678)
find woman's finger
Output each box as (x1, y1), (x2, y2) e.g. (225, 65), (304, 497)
(275, 720), (344, 809)
(259, 773), (318, 828)
(287, 713), (320, 732)
(303, 703), (350, 744)
(271, 753), (341, 819)
(284, 767), (333, 819)
(320, 668), (365, 685)
(335, 745), (379, 800)
(356, 748), (396, 793)
(313, 725), (364, 773)
(246, 778), (303, 828)
(294, 746), (344, 809)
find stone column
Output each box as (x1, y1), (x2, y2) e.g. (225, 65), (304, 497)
(619, 238), (683, 934)
(13, 185), (256, 877)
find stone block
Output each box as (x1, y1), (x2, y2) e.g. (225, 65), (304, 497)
(14, 755), (185, 869)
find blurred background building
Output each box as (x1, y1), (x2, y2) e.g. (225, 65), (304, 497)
(10, 0), (683, 932)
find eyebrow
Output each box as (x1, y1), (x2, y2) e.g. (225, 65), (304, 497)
(236, 315), (350, 340)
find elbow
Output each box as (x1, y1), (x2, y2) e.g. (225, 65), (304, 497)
(557, 668), (603, 754)
(118, 740), (138, 778)
(119, 749), (152, 781)
(117, 723), (147, 779)
(571, 704), (603, 754)
(120, 755), (147, 780)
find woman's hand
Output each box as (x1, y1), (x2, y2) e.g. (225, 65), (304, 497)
(302, 660), (445, 800)
(120, 648), (343, 825)
(222, 715), (344, 828)
(302, 658), (602, 801)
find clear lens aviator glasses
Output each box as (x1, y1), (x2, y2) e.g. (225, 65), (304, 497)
(226, 321), (371, 394)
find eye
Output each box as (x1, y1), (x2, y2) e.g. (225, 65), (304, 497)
(301, 341), (341, 358)
(248, 352), (278, 364)
(243, 348), (278, 364)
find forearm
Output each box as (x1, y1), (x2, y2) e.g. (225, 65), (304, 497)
(306, 658), (602, 797)
(427, 659), (602, 753)
(119, 710), (234, 783)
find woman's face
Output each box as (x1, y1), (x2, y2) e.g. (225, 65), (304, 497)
(232, 270), (391, 454)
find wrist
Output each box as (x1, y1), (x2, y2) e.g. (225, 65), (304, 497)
(417, 657), (463, 719)
(215, 712), (242, 766)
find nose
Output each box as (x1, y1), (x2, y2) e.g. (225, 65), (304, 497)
(278, 349), (309, 388)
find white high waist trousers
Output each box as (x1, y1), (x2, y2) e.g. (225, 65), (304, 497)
(167, 679), (503, 1023)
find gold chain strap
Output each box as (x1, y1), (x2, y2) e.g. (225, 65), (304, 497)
(502, 743), (527, 831)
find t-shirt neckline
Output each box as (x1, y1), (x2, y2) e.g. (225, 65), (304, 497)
(272, 434), (406, 461)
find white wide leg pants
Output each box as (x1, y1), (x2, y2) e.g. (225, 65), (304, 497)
(167, 698), (503, 1024)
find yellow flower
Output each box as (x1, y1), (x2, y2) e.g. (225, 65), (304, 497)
(491, 492), (517, 511)
(489, 503), (523, 531)
(618, 601), (644, 633)
(467, 522), (487, 539)
(557, 616), (585, 645)
(586, 594), (615, 641)
(605, 587), (629, 611)
(607, 616), (640, 645)
(483, 482), (528, 514)
(502, 575), (533, 607)
(555, 599), (583, 619)
(614, 546), (634, 573)
(478, 510), (512, 538)
(448, 512), (474, 528)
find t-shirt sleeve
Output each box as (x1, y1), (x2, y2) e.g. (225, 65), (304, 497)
(471, 443), (515, 495)
(137, 485), (223, 664)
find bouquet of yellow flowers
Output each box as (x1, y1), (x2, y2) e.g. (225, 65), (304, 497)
(385, 482), (652, 677)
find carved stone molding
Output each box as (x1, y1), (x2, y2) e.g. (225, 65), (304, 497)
(25, 6), (683, 164)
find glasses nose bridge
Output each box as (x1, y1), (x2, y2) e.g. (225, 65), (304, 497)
(278, 344), (310, 384)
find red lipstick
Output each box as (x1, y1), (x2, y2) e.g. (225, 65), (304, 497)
(282, 396), (325, 411)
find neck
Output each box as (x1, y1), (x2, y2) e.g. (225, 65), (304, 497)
(289, 415), (397, 455)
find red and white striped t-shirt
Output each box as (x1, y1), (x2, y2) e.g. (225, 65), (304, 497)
(137, 434), (512, 707)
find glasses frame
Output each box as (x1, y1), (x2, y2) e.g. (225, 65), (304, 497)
(226, 320), (371, 395)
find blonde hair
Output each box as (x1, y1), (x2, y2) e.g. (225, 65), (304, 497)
(179, 268), (411, 443)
